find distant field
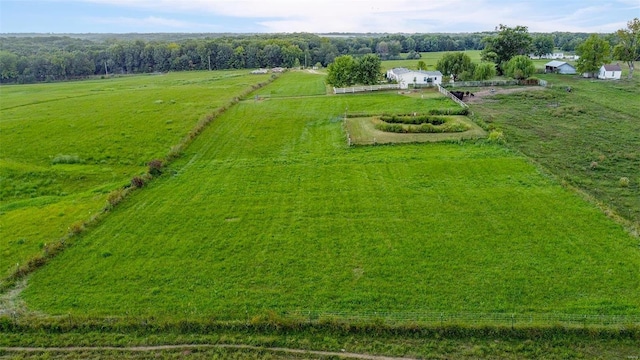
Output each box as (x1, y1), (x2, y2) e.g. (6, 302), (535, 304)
(383, 51), (482, 71)
(20, 71), (640, 320)
(0, 71), (271, 278)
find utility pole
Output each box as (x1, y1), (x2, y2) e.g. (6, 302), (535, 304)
(208, 55), (211, 71)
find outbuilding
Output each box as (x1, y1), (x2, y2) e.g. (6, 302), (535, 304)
(598, 64), (622, 80)
(386, 68), (443, 89)
(544, 61), (577, 75)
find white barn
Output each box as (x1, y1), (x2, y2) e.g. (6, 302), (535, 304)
(598, 64), (622, 80)
(386, 68), (443, 89)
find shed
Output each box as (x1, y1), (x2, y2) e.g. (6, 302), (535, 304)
(598, 64), (622, 80)
(386, 68), (443, 89)
(545, 61), (576, 75)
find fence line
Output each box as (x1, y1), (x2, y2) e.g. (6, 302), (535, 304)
(334, 84), (400, 94)
(445, 80), (521, 88)
(437, 84), (468, 108)
(285, 310), (640, 327)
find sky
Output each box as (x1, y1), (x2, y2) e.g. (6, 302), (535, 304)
(1, 0), (639, 34)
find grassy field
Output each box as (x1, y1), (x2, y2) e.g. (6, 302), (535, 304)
(0, 71), (271, 279)
(1, 329), (639, 359)
(16, 71), (640, 321)
(383, 51), (482, 71)
(346, 114), (486, 145)
(471, 71), (640, 227)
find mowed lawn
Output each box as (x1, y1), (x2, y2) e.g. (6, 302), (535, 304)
(21, 72), (640, 319)
(0, 71), (271, 278)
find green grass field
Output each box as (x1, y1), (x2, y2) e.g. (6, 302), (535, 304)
(383, 51), (483, 71)
(14, 71), (640, 321)
(471, 71), (640, 227)
(0, 71), (271, 278)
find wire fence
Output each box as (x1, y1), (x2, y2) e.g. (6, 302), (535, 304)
(284, 310), (640, 328)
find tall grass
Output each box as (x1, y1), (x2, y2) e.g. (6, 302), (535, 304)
(0, 71), (273, 281)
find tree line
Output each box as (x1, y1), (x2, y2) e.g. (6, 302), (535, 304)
(0, 31), (606, 84)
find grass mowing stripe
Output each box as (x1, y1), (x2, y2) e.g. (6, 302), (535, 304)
(0, 71), (272, 279)
(20, 72), (640, 321)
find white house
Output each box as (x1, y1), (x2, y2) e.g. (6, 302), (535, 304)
(386, 68), (443, 89)
(530, 52), (565, 60)
(598, 64), (622, 80)
(544, 61), (577, 75)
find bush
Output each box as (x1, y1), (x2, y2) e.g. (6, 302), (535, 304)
(619, 177), (630, 187)
(428, 108), (469, 116)
(131, 176), (146, 188)
(106, 188), (126, 208)
(52, 154), (83, 164)
(375, 120), (469, 134)
(379, 114), (446, 125)
(148, 159), (163, 176)
(488, 130), (505, 143)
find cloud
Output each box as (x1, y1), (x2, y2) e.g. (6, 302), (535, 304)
(89, 15), (222, 31)
(18, 0), (640, 33)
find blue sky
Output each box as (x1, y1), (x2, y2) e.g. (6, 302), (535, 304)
(1, 0), (639, 34)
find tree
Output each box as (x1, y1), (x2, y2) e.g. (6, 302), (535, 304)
(327, 54), (381, 87)
(416, 60), (427, 70)
(481, 24), (532, 75)
(532, 35), (554, 57)
(326, 55), (356, 87)
(473, 62), (496, 80)
(436, 52), (474, 81)
(406, 50), (421, 59)
(613, 18), (640, 79)
(504, 55), (535, 79)
(375, 41), (389, 58)
(0, 50), (19, 82)
(387, 40), (402, 57)
(576, 34), (611, 78)
(354, 54), (381, 85)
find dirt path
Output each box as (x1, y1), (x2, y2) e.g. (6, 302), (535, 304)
(0, 279), (27, 316)
(1, 344), (416, 359)
(463, 86), (546, 104)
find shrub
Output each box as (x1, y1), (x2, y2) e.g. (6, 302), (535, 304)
(379, 114), (446, 125)
(131, 176), (146, 188)
(488, 130), (505, 143)
(68, 221), (85, 235)
(619, 177), (630, 187)
(52, 154), (83, 164)
(375, 123), (405, 133)
(148, 159), (163, 176)
(428, 108), (469, 116)
(106, 188), (126, 208)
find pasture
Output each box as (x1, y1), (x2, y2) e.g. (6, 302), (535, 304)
(383, 51), (483, 71)
(0, 71), (271, 279)
(471, 71), (640, 227)
(13, 71), (639, 322)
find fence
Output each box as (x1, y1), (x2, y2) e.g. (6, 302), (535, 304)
(444, 80), (521, 88)
(285, 310), (640, 328)
(334, 84), (400, 94)
(437, 84), (468, 108)
(444, 79), (550, 88)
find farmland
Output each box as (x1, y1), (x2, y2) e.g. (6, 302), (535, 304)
(0, 71), (272, 279)
(471, 71), (640, 227)
(2, 67), (640, 358)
